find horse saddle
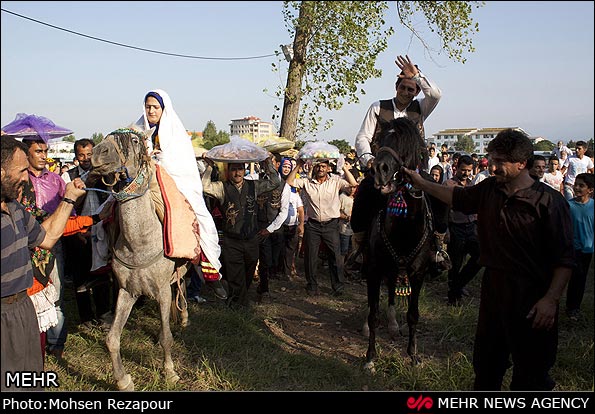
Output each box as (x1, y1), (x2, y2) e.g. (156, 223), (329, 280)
(153, 164), (201, 263)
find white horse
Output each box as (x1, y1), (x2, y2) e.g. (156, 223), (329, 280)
(91, 128), (191, 390)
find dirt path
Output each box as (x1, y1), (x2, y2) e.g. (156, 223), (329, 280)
(248, 262), (391, 366)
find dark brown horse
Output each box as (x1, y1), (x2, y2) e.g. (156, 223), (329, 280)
(363, 118), (447, 372)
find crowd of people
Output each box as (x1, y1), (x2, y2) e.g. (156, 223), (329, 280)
(1, 54), (593, 392)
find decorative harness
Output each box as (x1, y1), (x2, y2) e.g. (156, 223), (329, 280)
(375, 146), (433, 297)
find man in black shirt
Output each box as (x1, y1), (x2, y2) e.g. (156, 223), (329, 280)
(402, 129), (575, 391)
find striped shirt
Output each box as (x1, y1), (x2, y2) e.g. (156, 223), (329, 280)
(1, 201), (46, 296)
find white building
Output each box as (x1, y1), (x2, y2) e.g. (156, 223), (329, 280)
(229, 116), (277, 140)
(428, 127), (529, 154)
(46, 139), (75, 161)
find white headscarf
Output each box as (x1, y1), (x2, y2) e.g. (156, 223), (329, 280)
(136, 89), (222, 273)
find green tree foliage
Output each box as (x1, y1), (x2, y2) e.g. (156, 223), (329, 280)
(454, 135), (475, 153)
(276, 1), (483, 141)
(62, 134), (75, 142)
(91, 132), (104, 145)
(328, 139), (352, 154)
(202, 120), (230, 149)
(534, 140), (555, 151)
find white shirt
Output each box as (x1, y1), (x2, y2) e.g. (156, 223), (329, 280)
(266, 181), (291, 233)
(428, 155), (440, 170)
(563, 156), (594, 185)
(551, 145), (572, 159)
(284, 189), (304, 227)
(355, 72), (442, 167)
(543, 170), (564, 191)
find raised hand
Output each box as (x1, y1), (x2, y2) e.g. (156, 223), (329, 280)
(395, 55), (419, 79)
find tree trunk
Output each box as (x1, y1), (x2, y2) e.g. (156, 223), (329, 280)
(279, 2), (312, 142)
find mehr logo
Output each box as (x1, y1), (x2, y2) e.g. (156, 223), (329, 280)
(407, 395), (434, 412)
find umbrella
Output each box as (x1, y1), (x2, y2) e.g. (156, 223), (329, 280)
(1, 113), (73, 143)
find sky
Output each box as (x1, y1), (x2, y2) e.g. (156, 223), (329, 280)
(1, 1), (594, 146)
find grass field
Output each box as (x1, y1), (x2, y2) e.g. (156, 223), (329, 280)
(45, 260), (593, 392)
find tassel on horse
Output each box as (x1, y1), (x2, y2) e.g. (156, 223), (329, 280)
(388, 187), (408, 217)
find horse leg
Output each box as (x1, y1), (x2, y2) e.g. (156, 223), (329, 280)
(386, 276), (399, 340)
(362, 316), (370, 338)
(158, 284), (180, 384)
(364, 273), (381, 373)
(106, 287), (137, 391)
(406, 273), (424, 364)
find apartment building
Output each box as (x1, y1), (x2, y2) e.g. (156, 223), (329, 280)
(229, 116), (277, 140)
(428, 127), (529, 154)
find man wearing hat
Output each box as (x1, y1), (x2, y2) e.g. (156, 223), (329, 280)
(201, 157), (281, 308)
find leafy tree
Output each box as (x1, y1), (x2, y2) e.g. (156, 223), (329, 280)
(62, 134), (75, 142)
(91, 132), (104, 145)
(534, 140), (555, 151)
(328, 139), (352, 154)
(454, 136), (475, 153)
(567, 140), (576, 149)
(276, 1), (483, 141)
(202, 121), (230, 149)
(216, 131), (230, 146)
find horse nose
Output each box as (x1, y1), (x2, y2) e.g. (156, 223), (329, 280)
(373, 160), (389, 176)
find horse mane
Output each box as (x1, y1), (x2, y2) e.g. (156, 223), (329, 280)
(378, 118), (428, 171)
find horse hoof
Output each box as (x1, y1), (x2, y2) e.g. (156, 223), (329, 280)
(117, 374), (135, 391)
(166, 372), (180, 384)
(363, 362), (376, 375)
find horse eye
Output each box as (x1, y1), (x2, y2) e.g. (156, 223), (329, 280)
(132, 137), (139, 144)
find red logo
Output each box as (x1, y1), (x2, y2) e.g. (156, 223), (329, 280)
(407, 395), (434, 411)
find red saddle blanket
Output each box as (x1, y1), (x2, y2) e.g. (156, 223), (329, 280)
(155, 165), (201, 264)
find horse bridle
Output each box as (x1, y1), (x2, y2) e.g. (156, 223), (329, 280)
(102, 128), (153, 202)
(374, 146), (407, 188)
